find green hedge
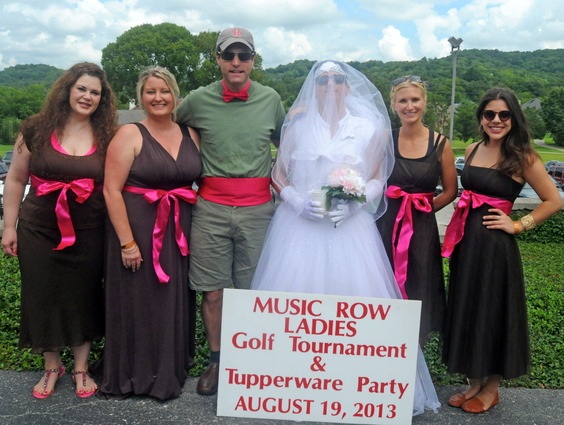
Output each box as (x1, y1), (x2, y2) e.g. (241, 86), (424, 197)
(512, 209), (564, 243)
(1, 211), (563, 387)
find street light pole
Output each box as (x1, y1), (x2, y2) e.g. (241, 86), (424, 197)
(448, 36), (463, 142)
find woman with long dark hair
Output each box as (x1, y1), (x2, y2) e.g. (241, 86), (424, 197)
(1, 62), (117, 399)
(442, 87), (562, 413)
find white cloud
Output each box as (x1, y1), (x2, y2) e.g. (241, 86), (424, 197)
(378, 26), (414, 62)
(0, 0), (562, 71)
(262, 27), (313, 65)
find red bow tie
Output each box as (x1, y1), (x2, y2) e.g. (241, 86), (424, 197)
(222, 81), (250, 102)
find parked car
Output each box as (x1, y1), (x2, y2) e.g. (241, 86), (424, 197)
(454, 156), (465, 175)
(435, 175), (463, 197)
(0, 180), (31, 219)
(545, 160), (563, 172)
(547, 163), (564, 188)
(2, 150), (13, 168)
(518, 176), (564, 199)
(0, 159), (8, 182)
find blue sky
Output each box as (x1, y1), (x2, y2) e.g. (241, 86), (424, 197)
(1, 0), (563, 71)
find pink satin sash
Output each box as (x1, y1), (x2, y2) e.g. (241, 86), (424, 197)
(441, 189), (514, 258)
(385, 185), (434, 299)
(31, 174), (95, 250)
(198, 177), (272, 206)
(123, 185), (197, 284)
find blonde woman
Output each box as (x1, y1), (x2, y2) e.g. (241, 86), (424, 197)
(99, 66), (201, 400)
(377, 76), (457, 341)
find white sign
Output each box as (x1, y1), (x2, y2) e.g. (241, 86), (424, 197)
(217, 289), (421, 424)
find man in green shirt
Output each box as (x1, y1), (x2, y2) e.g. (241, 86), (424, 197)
(176, 27), (285, 396)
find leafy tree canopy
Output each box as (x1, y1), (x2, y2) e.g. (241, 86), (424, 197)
(1, 45), (563, 144)
(0, 64), (63, 87)
(541, 88), (564, 146)
(101, 23), (199, 104)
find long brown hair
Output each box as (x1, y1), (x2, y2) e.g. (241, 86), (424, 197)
(19, 62), (117, 156)
(477, 87), (538, 176)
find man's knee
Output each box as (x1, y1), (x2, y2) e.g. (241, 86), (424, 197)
(203, 289), (223, 307)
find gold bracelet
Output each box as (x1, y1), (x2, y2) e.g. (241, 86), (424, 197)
(121, 240), (136, 250)
(121, 244), (139, 254)
(519, 214), (536, 231)
(513, 221), (522, 235)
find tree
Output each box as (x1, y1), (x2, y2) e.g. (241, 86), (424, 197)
(101, 23), (199, 104)
(523, 107), (546, 140)
(453, 99), (479, 142)
(191, 31), (223, 91)
(0, 64), (63, 87)
(0, 117), (21, 145)
(541, 88), (564, 147)
(0, 85), (47, 120)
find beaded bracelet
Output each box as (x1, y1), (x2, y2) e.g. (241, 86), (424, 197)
(519, 214), (536, 231)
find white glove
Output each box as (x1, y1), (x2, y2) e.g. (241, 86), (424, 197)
(328, 200), (360, 227)
(280, 186), (325, 221)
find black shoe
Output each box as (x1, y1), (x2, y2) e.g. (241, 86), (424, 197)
(196, 362), (219, 395)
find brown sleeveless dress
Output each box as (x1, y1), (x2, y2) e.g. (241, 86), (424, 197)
(18, 138), (106, 353)
(98, 123), (202, 400)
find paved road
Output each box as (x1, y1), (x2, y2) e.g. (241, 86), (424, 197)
(534, 139), (564, 152)
(0, 372), (562, 425)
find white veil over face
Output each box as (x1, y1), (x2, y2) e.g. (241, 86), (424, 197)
(272, 60), (394, 219)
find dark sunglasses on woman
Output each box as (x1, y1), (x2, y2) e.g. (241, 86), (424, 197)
(316, 75), (346, 86)
(482, 110), (512, 122)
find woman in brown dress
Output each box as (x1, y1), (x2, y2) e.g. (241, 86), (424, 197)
(1, 63), (117, 399)
(99, 66), (201, 400)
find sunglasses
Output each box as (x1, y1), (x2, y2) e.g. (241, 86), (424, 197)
(316, 75), (347, 86)
(392, 75), (423, 87)
(218, 51), (255, 62)
(482, 110), (512, 122)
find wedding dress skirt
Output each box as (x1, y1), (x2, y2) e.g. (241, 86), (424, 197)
(251, 203), (441, 415)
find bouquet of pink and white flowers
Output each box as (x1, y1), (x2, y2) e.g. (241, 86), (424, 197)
(322, 166), (366, 210)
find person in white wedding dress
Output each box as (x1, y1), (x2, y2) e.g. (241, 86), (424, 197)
(250, 60), (440, 416)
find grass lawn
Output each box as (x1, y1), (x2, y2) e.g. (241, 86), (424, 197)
(0, 145), (13, 156)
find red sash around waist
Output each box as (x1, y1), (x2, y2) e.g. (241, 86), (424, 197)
(31, 174), (96, 250)
(123, 185), (197, 284)
(441, 189), (514, 258)
(197, 177), (272, 206)
(385, 185), (434, 299)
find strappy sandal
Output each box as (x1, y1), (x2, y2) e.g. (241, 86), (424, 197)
(71, 370), (97, 399)
(32, 366), (65, 399)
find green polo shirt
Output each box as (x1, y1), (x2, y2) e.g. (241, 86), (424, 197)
(176, 80), (285, 178)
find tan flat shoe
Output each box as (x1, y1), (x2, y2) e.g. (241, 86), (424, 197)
(462, 392), (500, 414)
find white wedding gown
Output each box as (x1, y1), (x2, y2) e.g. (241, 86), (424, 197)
(251, 112), (440, 416)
